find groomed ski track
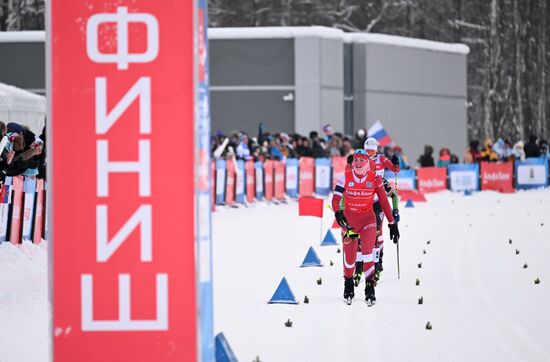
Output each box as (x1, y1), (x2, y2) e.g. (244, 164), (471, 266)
(212, 190), (550, 362)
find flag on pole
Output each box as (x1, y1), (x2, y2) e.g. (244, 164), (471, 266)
(298, 196), (324, 218)
(367, 120), (392, 148)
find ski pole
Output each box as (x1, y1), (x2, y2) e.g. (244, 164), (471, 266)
(396, 235), (400, 280)
(394, 164), (400, 280)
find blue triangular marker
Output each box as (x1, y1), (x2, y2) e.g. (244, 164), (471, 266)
(215, 332), (238, 362)
(405, 199), (414, 208)
(268, 277), (298, 304)
(321, 230), (338, 246)
(464, 189), (473, 196)
(300, 246), (323, 267)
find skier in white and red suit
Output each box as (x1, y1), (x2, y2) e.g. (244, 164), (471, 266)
(332, 149), (400, 304)
(363, 137), (400, 278)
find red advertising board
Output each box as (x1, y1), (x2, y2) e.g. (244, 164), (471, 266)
(331, 157), (347, 189)
(245, 160), (255, 203)
(264, 160), (274, 201)
(481, 162), (514, 193)
(274, 161), (285, 200)
(9, 176), (23, 244)
(33, 179), (45, 244)
(50, 2), (198, 360)
(225, 159), (236, 205)
(417, 167), (447, 193)
(299, 157), (314, 197)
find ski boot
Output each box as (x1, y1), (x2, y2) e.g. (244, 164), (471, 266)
(354, 261), (363, 287)
(344, 277), (355, 305)
(365, 279), (376, 306)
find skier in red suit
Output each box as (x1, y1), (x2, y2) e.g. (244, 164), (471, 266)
(364, 137), (400, 279)
(332, 149), (400, 305)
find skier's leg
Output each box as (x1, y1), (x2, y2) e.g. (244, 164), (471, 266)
(359, 220), (377, 281)
(342, 233), (357, 299)
(359, 215), (378, 304)
(377, 212), (386, 272)
(342, 235), (358, 278)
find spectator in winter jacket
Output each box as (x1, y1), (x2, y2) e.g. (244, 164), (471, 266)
(340, 137), (353, 157)
(323, 124), (334, 143)
(450, 154), (459, 164)
(392, 145), (410, 169)
(513, 141), (526, 161)
(236, 134), (252, 160)
(353, 128), (366, 150)
(3, 131), (42, 177)
(464, 140), (481, 163)
(417, 145), (435, 167)
(480, 139), (499, 162)
(538, 139), (549, 158)
(524, 135), (541, 158)
(436, 148), (451, 168)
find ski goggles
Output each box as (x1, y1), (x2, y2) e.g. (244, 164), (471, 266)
(353, 149), (369, 160)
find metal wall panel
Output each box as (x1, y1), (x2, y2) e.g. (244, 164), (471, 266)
(320, 38), (343, 88)
(0, 42), (45, 93)
(364, 92), (467, 164)
(210, 39), (294, 86)
(210, 90), (294, 136)
(364, 43), (467, 97)
(295, 37), (344, 135)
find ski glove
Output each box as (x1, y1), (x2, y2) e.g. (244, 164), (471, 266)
(388, 222), (400, 243)
(392, 209), (400, 223)
(391, 155), (400, 166)
(335, 210), (349, 229)
(383, 178), (392, 193)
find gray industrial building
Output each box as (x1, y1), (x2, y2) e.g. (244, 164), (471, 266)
(0, 27), (469, 161)
(209, 27), (344, 138)
(345, 33), (469, 163)
(0, 31), (45, 95)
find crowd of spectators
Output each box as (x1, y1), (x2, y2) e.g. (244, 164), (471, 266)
(0, 121), (46, 183)
(211, 123), (549, 169)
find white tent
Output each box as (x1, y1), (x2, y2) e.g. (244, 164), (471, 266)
(0, 82), (45, 135)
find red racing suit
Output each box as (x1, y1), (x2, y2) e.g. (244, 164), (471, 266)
(332, 169), (394, 280)
(371, 154), (400, 255)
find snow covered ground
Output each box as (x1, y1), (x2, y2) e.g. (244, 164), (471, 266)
(213, 190), (550, 362)
(0, 241), (48, 362)
(1, 189), (549, 362)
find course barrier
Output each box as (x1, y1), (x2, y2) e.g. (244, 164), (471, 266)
(2, 157), (549, 243)
(0, 176), (46, 244)
(212, 156), (550, 207)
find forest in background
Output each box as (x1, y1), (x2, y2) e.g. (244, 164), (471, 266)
(1, 0), (548, 143)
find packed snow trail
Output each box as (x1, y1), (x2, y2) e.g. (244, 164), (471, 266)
(212, 190), (550, 362)
(0, 190), (549, 361)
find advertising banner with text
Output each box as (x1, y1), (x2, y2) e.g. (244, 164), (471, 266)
(50, 1), (200, 360)
(480, 162), (514, 193)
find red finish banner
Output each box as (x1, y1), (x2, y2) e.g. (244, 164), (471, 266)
(299, 157), (314, 197)
(245, 160), (255, 203)
(9, 176), (23, 244)
(274, 161), (285, 200)
(50, 1), (198, 360)
(225, 160), (236, 205)
(264, 160), (274, 201)
(481, 162), (514, 193)
(33, 179), (45, 244)
(332, 157), (347, 189)
(417, 167), (447, 193)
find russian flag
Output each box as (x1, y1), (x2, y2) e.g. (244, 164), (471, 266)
(367, 120), (392, 148)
